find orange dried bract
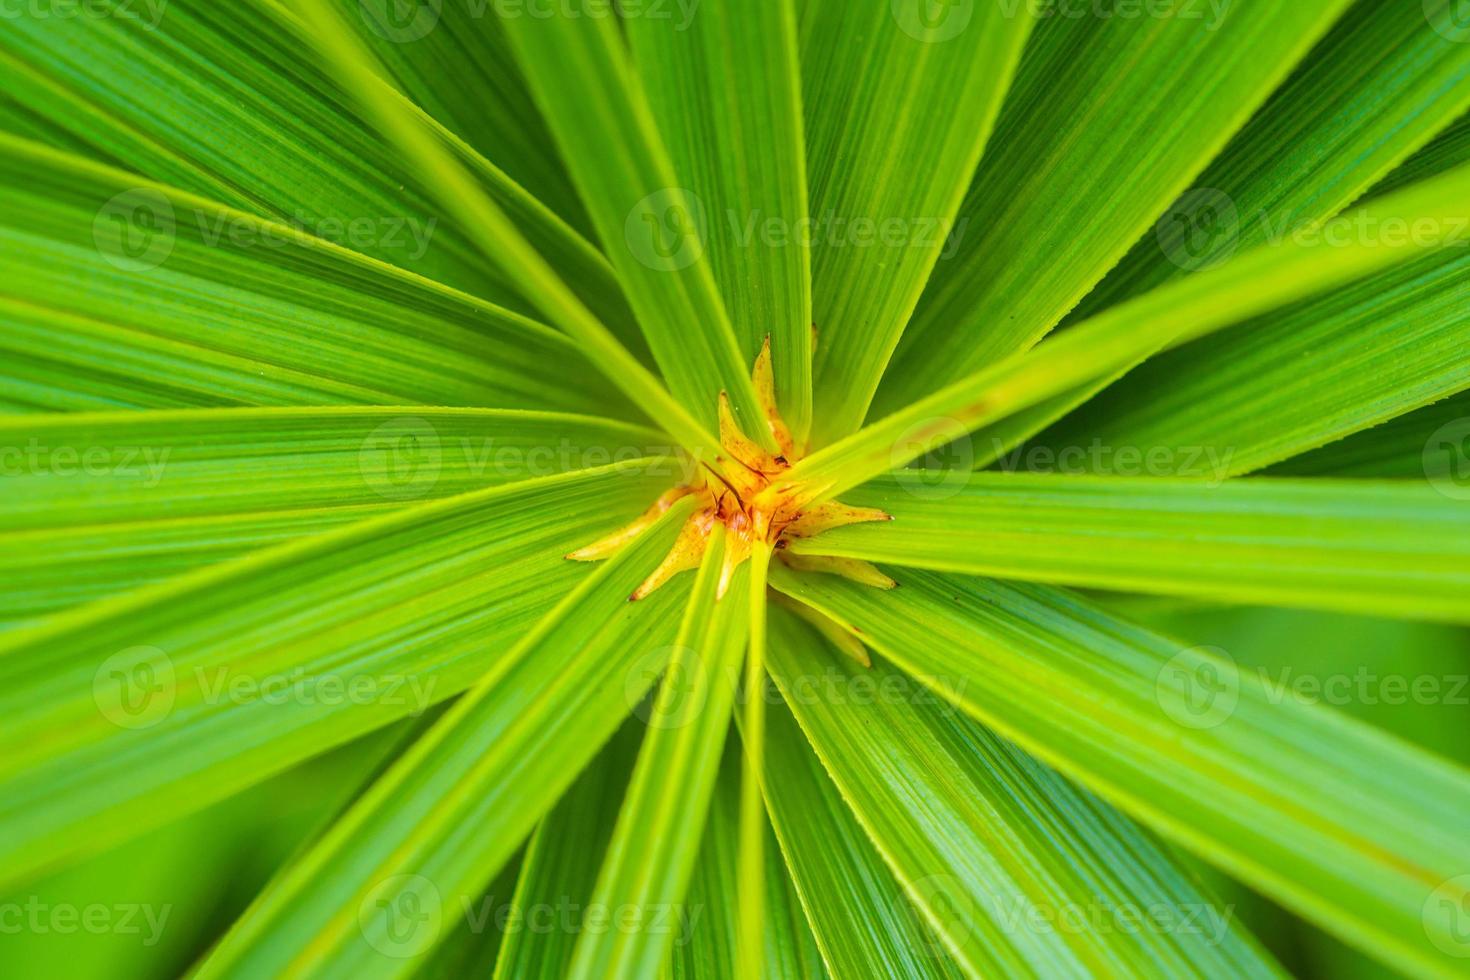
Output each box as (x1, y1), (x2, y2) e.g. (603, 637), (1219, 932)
(569, 339), (891, 601)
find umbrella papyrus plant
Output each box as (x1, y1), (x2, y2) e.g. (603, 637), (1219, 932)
(3, 0), (1470, 977)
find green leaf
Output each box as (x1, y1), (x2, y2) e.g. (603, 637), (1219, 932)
(568, 532), (749, 979)
(1073, 0), (1470, 321)
(1038, 244), (1470, 478)
(767, 606), (1280, 978)
(1371, 106), (1470, 199)
(497, 2), (768, 439)
(969, 3), (1470, 470)
(341, 0), (590, 236)
(0, 460), (676, 887)
(0, 407), (669, 627)
(762, 676), (964, 979)
(413, 857), (524, 980)
(875, 0), (1355, 414)
(791, 473), (1470, 623)
(0, 0), (592, 315)
(491, 720), (645, 980)
(800, 0), (1032, 445)
(0, 135), (627, 415)
(737, 544), (774, 978)
(777, 162), (1470, 504)
(1267, 387), (1470, 480)
(627, 0), (814, 443)
(294, 0), (724, 461)
(771, 567), (1470, 979)
(668, 746), (827, 980)
(196, 494), (695, 980)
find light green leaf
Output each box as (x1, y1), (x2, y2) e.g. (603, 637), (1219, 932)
(196, 494), (695, 980)
(1037, 243), (1470, 478)
(771, 567), (1470, 979)
(568, 532), (748, 979)
(777, 163), (1470, 504)
(294, 0), (723, 461)
(0, 135), (626, 415)
(1371, 105), (1470, 199)
(737, 544), (774, 979)
(498, 2), (767, 439)
(875, 0), (1354, 414)
(791, 473), (1470, 623)
(339, 0), (590, 236)
(491, 721), (645, 980)
(668, 746), (827, 980)
(0, 0), (548, 311)
(1074, 0), (1470, 320)
(0, 460), (675, 887)
(0, 407), (669, 627)
(627, 0), (813, 443)
(967, 3), (1470, 469)
(800, 0), (1032, 445)
(763, 676), (964, 979)
(1267, 388), (1470, 480)
(412, 858), (524, 980)
(768, 606), (1280, 978)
